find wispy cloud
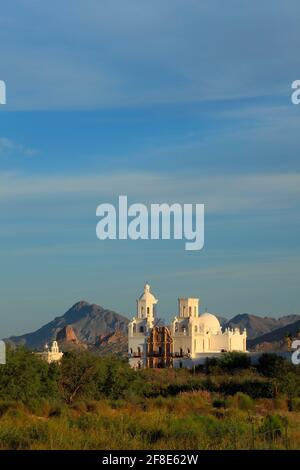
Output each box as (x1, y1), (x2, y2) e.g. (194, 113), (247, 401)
(0, 0), (299, 110)
(0, 170), (299, 216)
(0, 137), (38, 156)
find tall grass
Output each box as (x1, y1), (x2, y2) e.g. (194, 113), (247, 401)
(0, 392), (299, 450)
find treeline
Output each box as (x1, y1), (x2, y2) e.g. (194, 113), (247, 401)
(0, 348), (300, 408)
(0, 347), (143, 405)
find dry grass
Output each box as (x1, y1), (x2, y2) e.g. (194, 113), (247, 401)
(0, 392), (299, 450)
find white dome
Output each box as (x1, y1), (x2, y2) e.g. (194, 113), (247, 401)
(199, 312), (220, 330)
(139, 283), (158, 304)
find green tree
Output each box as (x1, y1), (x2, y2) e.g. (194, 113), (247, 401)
(59, 351), (98, 403)
(257, 353), (287, 378)
(206, 352), (251, 374)
(0, 346), (59, 404)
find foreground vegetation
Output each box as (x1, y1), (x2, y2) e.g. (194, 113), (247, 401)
(0, 348), (300, 449)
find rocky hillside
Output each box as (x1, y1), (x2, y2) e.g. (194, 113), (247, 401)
(55, 325), (87, 352)
(248, 319), (300, 351)
(5, 301), (129, 350)
(224, 313), (300, 340)
(93, 330), (128, 357)
(56, 325), (80, 344)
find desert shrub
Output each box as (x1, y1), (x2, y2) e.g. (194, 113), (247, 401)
(3, 407), (25, 419)
(25, 397), (65, 418)
(236, 392), (254, 411)
(227, 392), (254, 411)
(194, 364), (205, 373)
(109, 399), (127, 409)
(144, 426), (165, 444)
(287, 397), (300, 412)
(85, 400), (99, 413)
(165, 380), (204, 396)
(59, 352), (147, 403)
(168, 416), (202, 446)
(142, 377), (207, 398)
(0, 400), (24, 418)
(178, 391), (211, 412)
(0, 426), (32, 450)
(166, 414), (232, 449)
(25, 422), (50, 444)
(0, 347), (59, 404)
(59, 352), (100, 403)
(96, 356), (141, 399)
(201, 377), (219, 392)
(257, 354), (289, 378)
(273, 397), (288, 412)
(212, 398), (226, 409)
(259, 414), (286, 442)
(220, 378), (275, 399)
(280, 372), (300, 401)
(154, 396), (165, 408)
(27, 398), (49, 415)
(76, 414), (99, 431)
(206, 352), (251, 374)
(70, 400), (87, 413)
(196, 414), (228, 449)
(219, 352), (251, 371)
(0, 420), (50, 449)
(48, 402), (65, 417)
(257, 354), (300, 402)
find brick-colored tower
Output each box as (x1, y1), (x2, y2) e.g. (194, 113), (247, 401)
(146, 326), (173, 368)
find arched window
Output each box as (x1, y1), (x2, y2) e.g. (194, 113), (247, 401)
(130, 348), (133, 354)
(189, 306), (192, 316)
(147, 307), (150, 315)
(139, 326), (144, 333)
(133, 324), (136, 333)
(180, 348), (183, 357)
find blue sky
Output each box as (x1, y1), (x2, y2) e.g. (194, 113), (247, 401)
(0, 1), (300, 337)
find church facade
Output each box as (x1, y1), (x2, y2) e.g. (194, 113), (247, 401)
(37, 340), (63, 364)
(128, 284), (247, 368)
(146, 326), (173, 369)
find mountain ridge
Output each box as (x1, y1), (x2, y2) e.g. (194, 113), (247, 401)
(5, 300), (129, 350)
(4, 303), (300, 353)
(248, 319), (300, 350)
(224, 313), (300, 340)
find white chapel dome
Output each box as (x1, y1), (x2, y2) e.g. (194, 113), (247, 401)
(199, 312), (220, 331)
(139, 283), (158, 304)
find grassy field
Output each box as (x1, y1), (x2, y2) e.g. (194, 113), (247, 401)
(0, 391), (299, 449)
(0, 348), (300, 450)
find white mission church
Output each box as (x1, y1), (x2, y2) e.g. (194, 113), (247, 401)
(128, 283), (247, 368)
